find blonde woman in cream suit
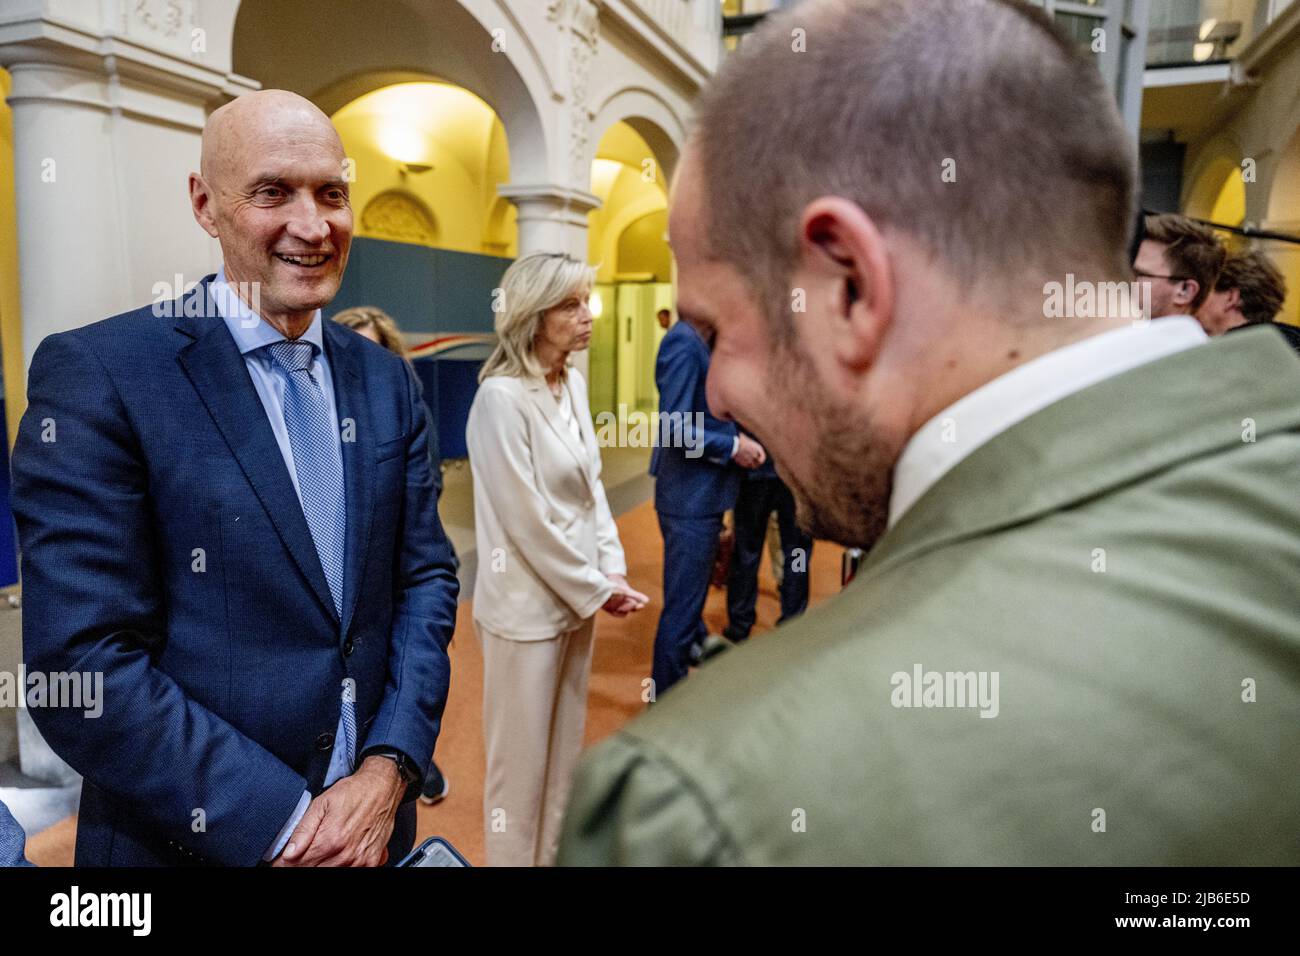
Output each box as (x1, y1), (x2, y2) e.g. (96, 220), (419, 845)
(466, 252), (649, 867)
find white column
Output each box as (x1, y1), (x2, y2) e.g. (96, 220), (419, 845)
(498, 183), (602, 259)
(0, 27), (256, 369)
(5, 58), (135, 367)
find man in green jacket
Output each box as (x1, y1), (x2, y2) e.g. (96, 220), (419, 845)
(557, 0), (1300, 865)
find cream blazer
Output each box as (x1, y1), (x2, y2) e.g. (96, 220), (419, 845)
(466, 369), (627, 640)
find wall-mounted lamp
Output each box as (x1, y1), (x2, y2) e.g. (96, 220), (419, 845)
(379, 121), (434, 177)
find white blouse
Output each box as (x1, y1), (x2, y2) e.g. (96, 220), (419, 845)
(555, 379), (584, 445)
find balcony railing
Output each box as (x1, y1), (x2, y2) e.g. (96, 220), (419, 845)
(1146, 0), (1270, 65)
(627, 0), (723, 74)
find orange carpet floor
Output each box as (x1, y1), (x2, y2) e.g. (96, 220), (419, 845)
(25, 499), (844, 866)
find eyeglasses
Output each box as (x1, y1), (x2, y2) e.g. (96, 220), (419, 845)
(1134, 270), (1189, 282)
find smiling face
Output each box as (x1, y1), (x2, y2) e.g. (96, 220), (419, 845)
(190, 91), (353, 334)
(669, 150), (907, 549)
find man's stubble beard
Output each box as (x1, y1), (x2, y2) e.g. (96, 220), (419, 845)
(773, 340), (901, 553)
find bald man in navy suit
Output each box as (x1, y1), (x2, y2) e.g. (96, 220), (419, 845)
(12, 91), (458, 866)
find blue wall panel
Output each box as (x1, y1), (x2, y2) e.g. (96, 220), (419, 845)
(329, 237), (511, 335)
(413, 357), (483, 461)
(329, 238), (509, 462)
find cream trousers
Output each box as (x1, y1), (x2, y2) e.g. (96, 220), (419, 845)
(478, 616), (596, 867)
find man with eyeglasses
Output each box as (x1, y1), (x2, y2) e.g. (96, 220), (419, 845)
(1134, 213), (1227, 320)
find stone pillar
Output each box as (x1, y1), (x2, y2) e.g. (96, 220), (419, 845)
(497, 183), (602, 259)
(0, 13), (255, 370)
(4, 57), (136, 368)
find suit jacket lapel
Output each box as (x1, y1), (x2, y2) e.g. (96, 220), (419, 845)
(174, 277), (339, 626)
(524, 376), (593, 486)
(324, 321), (375, 641)
(860, 329), (1300, 583)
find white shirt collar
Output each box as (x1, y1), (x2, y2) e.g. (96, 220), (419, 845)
(888, 316), (1209, 527)
(211, 265), (325, 357)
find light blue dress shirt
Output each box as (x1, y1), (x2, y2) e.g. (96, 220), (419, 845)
(210, 268), (354, 861)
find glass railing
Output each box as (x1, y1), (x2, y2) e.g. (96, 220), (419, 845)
(628, 0), (724, 72)
(1146, 0), (1268, 66)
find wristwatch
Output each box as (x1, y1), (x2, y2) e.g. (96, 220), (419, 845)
(364, 747), (422, 786)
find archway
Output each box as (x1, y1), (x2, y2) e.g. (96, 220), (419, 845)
(586, 120), (675, 422)
(324, 79), (521, 462)
(586, 86), (686, 183)
(233, 0), (550, 184)
(1184, 153), (1246, 229)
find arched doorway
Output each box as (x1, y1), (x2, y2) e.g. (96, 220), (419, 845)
(232, 0), (549, 182)
(586, 121), (675, 422)
(1184, 153), (1246, 232)
(326, 80), (518, 460)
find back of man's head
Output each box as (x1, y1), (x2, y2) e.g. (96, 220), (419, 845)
(1217, 250), (1287, 325)
(1143, 213), (1226, 312)
(691, 0), (1137, 333)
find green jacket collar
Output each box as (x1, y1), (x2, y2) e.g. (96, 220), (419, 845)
(860, 326), (1300, 580)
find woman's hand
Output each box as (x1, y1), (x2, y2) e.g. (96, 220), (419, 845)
(602, 574), (649, 617)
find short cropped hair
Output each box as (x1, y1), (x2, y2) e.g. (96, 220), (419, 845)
(691, 0), (1138, 337)
(332, 306), (409, 359)
(1215, 250), (1287, 325)
(478, 252), (596, 383)
(1143, 214), (1226, 312)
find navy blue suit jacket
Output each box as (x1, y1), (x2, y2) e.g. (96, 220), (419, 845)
(10, 276), (459, 866)
(648, 320), (739, 517)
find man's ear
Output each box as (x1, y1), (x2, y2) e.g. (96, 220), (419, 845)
(1224, 287), (1242, 312)
(1174, 277), (1200, 308)
(189, 173), (220, 239)
(795, 197), (893, 374)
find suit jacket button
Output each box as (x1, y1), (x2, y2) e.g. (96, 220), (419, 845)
(343, 637), (354, 656)
(316, 732), (334, 751)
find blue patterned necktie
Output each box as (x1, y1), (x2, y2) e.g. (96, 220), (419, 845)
(265, 339), (347, 618)
(266, 339), (356, 776)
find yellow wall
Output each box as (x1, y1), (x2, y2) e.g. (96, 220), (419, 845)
(332, 82), (516, 255)
(0, 67), (23, 447)
(586, 122), (674, 421)
(587, 121), (669, 281)
(1208, 171), (1246, 228)
(618, 209), (671, 280)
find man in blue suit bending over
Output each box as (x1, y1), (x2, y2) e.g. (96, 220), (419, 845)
(10, 90), (459, 866)
(649, 311), (765, 696)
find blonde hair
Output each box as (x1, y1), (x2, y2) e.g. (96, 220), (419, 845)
(332, 306), (410, 360)
(478, 252), (596, 383)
